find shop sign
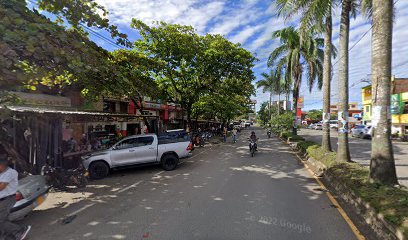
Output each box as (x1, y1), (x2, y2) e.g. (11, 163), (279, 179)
(143, 102), (161, 109)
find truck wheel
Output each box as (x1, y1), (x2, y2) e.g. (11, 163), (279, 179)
(89, 161), (109, 179)
(161, 154), (179, 171)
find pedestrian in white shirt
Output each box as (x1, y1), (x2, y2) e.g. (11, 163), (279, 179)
(0, 157), (31, 240)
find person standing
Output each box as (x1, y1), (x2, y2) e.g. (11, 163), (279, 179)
(232, 128), (238, 143)
(223, 126), (227, 142)
(141, 124), (148, 135)
(0, 157), (31, 240)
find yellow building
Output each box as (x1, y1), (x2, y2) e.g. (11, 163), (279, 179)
(361, 77), (408, 135)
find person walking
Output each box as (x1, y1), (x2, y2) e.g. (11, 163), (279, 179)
(0, 157), (31, 240)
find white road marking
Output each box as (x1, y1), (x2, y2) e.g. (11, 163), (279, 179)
(117, 180), (143, 193)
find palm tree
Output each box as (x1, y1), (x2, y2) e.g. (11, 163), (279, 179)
(369, 0), (398, 184)
(275, 0), (338, 151)
(257, 71), (280, 120)
(336, 0), (359, 162)
(268, 27), (324, 135)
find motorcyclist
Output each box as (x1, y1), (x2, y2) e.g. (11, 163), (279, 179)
(249, 131), (258, 151)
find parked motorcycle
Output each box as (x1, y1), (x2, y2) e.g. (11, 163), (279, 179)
(41, 160), (88, 190)
(191, 131), (205, 147)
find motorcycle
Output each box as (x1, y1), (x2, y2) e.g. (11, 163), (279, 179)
(41, 160), (88, 190)
(248, 138), (258, 157)
(191, 131), (205, 147)
(267, 130), (271, 138)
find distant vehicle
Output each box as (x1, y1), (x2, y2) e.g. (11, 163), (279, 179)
(351, 125), (371, 139)
(10, 175), (50, 221)
(364, 126), (373, 139)
(244, 121), (251, 128)
(351, 125), (366, 137)
(82, 133), (192, 179)
(328, 120), (338, 129)
(314, 124), (323, 130)
(308, 123), (317, 129)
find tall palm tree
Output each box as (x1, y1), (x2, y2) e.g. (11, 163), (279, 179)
(369, 0), (398, 184)
(336, 0), (359, 162)
(275, 0), (338, 151)
(257, 71), (280, 120)
(269, 27), (324, 135)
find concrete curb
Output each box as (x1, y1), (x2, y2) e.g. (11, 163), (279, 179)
(273, 131), (405, 240)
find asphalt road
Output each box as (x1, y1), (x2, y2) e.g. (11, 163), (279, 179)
(22, 128), (358, 240)
(298, 128), (408, 186)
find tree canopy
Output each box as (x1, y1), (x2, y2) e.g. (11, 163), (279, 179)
(0, 0), (130, 97)
(131, 20), (256, 124)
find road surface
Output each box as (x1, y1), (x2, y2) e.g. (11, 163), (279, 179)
(22, 128), (359, 240)
(298, 128), (408, 186)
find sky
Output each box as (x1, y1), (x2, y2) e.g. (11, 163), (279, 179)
(90, 0), (408, 111)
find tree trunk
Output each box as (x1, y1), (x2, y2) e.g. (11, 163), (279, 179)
(277, 91), (281, 115)
(186, 103), (192, 130)
(369, 0), (398, 184)
(292, 71), (301, 136)
(322, 14), (333, 152)
(336, 0), (351, 162)
(269, 92), (272, 121)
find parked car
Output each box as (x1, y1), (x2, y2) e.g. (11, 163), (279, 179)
(364, 126), (373, 139)
(351, 125), (372, 139)
(328, 120), (338, 129)
(351, 125), (366, 137)
(10, 175), (50, 221)
(82, 133), (193, 179)
(244, 121), (251, 128)
(314, 124), (323, 130)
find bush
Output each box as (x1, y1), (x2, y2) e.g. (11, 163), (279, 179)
(297, 141), (318, 151)
(280, 131), (304, 142)
(270, 112), (293, 133)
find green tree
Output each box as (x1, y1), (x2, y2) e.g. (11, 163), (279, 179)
(275, 0), (338, 152)
(305, 109), (323, 122)
(0, 0), (130, 94)
(257, 102), (270, 126)
(257, 71), (281, 119)
(268, 27), (324, 135)
(131, 20), (256, 127)
(369, 0), (398, 184)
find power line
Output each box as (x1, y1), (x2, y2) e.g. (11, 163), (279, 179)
(27, 0), (128, 50)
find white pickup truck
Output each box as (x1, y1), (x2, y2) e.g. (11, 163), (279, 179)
(82, 133), (192, 179)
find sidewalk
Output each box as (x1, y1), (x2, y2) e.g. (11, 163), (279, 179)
(298, 128), (408, 187)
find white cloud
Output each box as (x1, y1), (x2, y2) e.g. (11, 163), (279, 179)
(229, 25), (263, 44)
(93, 0), (408, 110)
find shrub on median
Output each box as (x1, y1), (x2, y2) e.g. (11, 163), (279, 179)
(304, 145), (408, 237)
(280, 131), (305, 142)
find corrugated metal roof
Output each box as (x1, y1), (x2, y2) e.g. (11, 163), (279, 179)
(3, 105), (158, 118)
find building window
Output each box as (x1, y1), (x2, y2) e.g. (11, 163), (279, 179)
(365, 105), (370, 113)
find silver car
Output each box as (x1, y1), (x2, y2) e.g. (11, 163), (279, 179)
(351, 125), (371, 138)
(10, 175), (50, 221)
(82, 134), (192, 179)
